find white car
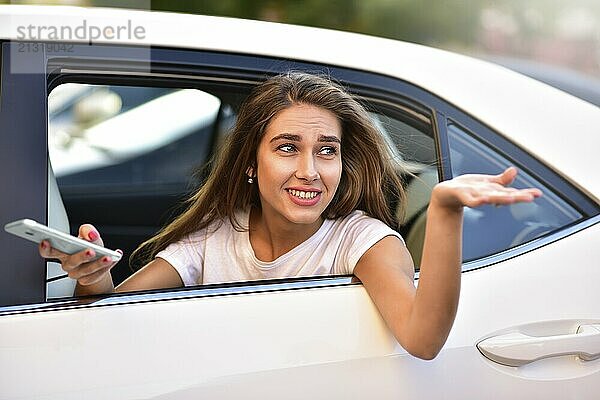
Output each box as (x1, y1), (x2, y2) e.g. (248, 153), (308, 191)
(0, 5), (599, 399)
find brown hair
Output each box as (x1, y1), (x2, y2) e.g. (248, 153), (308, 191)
(131, 71), (406, 267)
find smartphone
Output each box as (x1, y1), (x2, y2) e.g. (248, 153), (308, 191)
(4, 219), (122, 262)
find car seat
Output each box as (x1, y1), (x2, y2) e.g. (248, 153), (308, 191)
(402, 167), (438, 269)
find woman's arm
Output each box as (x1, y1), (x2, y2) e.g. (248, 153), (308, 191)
(73, 258), (182, 295)
(115, 258), (183, 293)
(353, 167), (542, 360)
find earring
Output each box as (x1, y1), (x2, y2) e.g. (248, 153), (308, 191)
(246, 167), (254, 184)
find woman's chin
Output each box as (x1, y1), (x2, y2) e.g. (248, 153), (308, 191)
(282, 209), (324, 227)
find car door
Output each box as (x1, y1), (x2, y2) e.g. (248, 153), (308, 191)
(404, 109), (600, 397)
(1, 39), (599, 399)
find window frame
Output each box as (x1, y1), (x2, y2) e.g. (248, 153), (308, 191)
(0, 40), (597, 310)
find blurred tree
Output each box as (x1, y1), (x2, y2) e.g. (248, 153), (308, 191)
(145, 0), (484, 48)
(2, 0), (597, 75)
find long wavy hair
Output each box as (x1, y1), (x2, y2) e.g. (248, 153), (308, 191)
(131, 71), (407, 267)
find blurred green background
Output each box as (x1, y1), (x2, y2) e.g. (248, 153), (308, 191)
(4, 0), (600, 78)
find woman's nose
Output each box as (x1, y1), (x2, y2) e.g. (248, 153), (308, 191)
(295, 154), (320, 181)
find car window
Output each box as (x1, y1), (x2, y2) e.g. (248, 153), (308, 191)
(47, 82), (438, 297)
(447, 122), (582, 262)
(52, 79), (571, 291)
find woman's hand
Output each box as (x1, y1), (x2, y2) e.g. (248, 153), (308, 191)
(38, 224), (121, 288)
(431, 167), (543, 211)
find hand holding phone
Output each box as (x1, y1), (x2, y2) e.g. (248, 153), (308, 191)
(4, 219), (122, 262)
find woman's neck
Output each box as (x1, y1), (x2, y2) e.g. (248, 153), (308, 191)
(248, 207), (324, 262)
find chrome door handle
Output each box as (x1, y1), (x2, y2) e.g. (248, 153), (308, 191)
(477, 324), (600, 367)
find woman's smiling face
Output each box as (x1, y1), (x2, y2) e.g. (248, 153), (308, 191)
(255, 103), (343, 229)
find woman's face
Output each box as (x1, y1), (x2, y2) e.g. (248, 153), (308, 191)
(255, 103), (343, 229)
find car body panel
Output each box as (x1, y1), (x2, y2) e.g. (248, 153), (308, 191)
(0, 282), (401, 399)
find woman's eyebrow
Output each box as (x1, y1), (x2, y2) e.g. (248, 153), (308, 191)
(270, 133), (301, 143)
(318, 135), (341, 144)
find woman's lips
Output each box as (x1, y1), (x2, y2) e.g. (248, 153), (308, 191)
(286, 189), (322, 206)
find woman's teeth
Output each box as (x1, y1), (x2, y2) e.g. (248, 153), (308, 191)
(288, 189), (319, 199)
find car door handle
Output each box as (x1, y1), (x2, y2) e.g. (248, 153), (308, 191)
(477, 324), (600, 367)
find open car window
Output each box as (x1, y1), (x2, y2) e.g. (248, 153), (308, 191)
(46, 81), (437, 298)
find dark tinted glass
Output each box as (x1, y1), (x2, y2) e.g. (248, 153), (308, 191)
(447, 123), (581, 262)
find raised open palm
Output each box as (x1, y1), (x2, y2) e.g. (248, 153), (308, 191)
(432, 167), (543, 210)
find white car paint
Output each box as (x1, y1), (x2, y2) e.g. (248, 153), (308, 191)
(0, 5), (599, 399)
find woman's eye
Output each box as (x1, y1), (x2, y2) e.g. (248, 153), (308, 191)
(319, 146), (338, 156)
(277, 144), (296, 153)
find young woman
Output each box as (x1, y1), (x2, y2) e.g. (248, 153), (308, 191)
(40, 72), (541, 359)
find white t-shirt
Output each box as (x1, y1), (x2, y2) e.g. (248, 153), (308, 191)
(156, 209), (404, 286)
